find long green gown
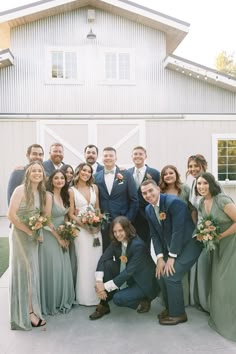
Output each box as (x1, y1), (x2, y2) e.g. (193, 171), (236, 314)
(39, 197), (75, 315)
(9, 194), (44, 330)
(198, 193), (236, 341)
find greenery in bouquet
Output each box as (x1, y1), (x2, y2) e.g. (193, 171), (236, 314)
(56, 221), (79, 242)
(195, 215), (220, 252)
(79, 206), (110, 247)
(21, 208), (48, 241)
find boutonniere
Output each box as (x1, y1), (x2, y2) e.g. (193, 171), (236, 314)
(119, 255), (128, 263)
(159, 212), (166, 221)
(144, 173), (152, 180)
(115, 172), (124, 184)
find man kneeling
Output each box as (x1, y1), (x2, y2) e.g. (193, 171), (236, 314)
(89, 216), (158, 320)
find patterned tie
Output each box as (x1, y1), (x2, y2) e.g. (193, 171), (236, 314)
(120, 244), (127, 289)
(153, 205), (161, 224)
(135, 169), (141, 189)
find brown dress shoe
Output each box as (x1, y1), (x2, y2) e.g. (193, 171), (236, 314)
(137, 299), (151, 313)
(159, 313), (188, 325)
(157, 309), (169, 320)
(89, 304), (110, 320)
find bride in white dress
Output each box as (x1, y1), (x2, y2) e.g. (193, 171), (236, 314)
(69, 163), (102, 306)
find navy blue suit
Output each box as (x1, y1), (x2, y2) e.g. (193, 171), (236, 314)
(97, 236), (158, 309)
(94, 167), (138, 250)
(43, 159), (64, 177)
(145, 194), (202, 316)
(128, 165), (160, 244)
(96, 162), (104, 173)
(7, 168), (26, 205)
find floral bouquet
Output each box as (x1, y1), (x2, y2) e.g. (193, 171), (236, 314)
(21, 209), (48, 242)
(78, 206), (110, 247)
(194, 215), (220, 252)
(56, 221), (79, 242)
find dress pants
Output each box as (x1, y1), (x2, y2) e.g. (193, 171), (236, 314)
(158, 239), (202, 317)
(103, 259), (146, 309)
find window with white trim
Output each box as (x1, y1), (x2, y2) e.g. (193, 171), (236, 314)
(46, 47), (83, 84)
(103, 48), (135, 84)
(213, 134), (236, 182)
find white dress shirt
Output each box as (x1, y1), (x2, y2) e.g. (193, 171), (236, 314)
(95, 241), (128, 292)
(104, 167), (115, 194)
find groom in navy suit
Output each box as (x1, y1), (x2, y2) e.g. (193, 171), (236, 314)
(141, 179), (202, 325)
(94, 147), (138, 250)
(128, 146), (160, 245)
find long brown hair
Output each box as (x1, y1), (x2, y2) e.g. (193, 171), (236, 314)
(23, 161), (47, 209)
(186, 154), (208, 177)
(71, 163), (94, 186)
(159, 165), (182, 195)
(109, 216), (136, 245)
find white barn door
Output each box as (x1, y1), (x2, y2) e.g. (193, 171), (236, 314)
(38, 119), (146, 167)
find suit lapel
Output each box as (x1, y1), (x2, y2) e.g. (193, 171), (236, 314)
(109, 167), (119, 195)
(99, 170), (110, 196)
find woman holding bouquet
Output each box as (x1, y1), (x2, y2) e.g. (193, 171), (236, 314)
(7, 161), (46, 330)
(69, 163), (103, 305)
(186, 154), (211, 311)
(196, 172), (236, 341)
(39, 170), (75, 315)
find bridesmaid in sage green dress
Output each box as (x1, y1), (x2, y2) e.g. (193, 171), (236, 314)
(39, 170), (75, 315)
(7, 162), (47, 330)
(196, 172), (236, 341)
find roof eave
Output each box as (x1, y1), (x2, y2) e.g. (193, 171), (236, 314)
(164, 55), (236, 93)
(0, 0), (189, 55)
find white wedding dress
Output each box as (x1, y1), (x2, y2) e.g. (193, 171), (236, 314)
(71, 186), (103, 306)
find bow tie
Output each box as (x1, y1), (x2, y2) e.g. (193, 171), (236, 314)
(105, 170), (115, 174)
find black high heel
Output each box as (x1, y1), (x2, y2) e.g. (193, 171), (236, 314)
(30, 312), (46, 327)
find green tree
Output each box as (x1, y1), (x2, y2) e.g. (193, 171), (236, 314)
(215, 51), (236, 77)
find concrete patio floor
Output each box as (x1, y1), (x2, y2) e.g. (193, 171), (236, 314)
(1, 216), (236, 354)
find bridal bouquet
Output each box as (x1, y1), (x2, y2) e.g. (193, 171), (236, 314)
(78, 206), (110, 247)
(56, 221), (79, 242)
(21, 209), (48, 242)
(194, 215), (220, 252)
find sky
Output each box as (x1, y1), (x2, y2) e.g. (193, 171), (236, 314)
(0, 0), (235, 69)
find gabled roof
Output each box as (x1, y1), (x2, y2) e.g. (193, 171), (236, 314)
(164, 55), (236, 93)
(0, 0), (189, 54)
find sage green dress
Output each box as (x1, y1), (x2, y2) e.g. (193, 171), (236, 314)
(198, 193), (236, 341)
(9, 194), (44, 330)
(39, 197), (75, 315)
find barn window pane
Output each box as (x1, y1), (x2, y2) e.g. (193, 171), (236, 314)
(217, 139), (236, 181)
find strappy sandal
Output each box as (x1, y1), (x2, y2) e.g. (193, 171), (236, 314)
(30, 312), (46, 327)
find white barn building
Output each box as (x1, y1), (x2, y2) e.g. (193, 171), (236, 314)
(0, 0), (236, 215)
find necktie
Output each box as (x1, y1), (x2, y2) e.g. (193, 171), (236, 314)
(120, 244), (127, 289)
(135, 169), (141, 189)
(153, 205), (161, 224)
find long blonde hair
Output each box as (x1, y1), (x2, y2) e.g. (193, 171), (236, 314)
(23, 161), (47, 209)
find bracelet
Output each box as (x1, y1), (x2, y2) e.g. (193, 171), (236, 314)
(96, 280), (103, 283)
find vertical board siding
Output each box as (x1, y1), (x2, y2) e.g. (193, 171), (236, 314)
(0, 6), (235, 113)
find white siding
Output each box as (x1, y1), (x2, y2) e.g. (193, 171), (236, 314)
(2, 116), (236, 216)
(0, 6), (235, 113)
